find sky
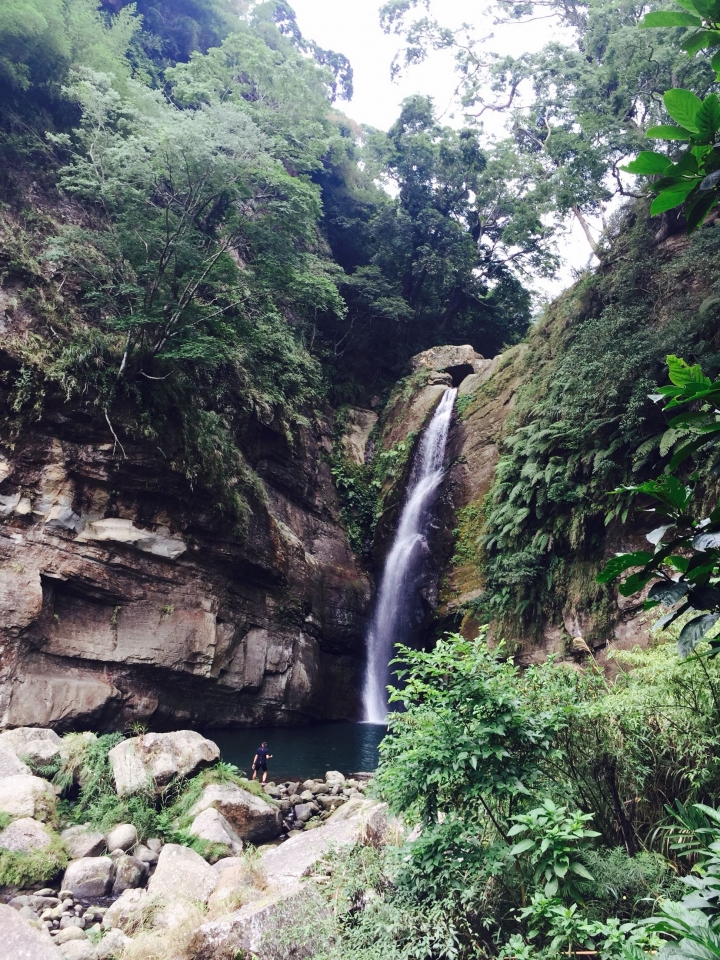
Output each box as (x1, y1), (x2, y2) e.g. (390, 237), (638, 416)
(288, 0), (600, 297)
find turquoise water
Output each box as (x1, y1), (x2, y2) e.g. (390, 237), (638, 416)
(207, 722), (387, 782)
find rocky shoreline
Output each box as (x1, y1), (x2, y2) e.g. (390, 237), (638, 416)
(0, 727), (390, 960)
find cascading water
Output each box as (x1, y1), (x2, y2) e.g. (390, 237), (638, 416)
(362, 387), (458, 723)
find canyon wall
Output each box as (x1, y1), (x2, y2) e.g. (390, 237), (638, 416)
(0, 397), (371, 730)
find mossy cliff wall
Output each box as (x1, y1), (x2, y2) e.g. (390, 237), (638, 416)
(370, 207), (720, 661)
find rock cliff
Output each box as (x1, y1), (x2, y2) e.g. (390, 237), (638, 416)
(0, 396), (371, 730)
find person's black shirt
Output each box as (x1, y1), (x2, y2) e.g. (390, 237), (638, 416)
(255, 746), (269, 765)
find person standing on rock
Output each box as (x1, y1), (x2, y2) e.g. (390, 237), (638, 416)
(252, 741), (272, 783)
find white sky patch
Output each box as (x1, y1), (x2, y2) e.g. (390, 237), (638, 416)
(290, 0), (619, 299)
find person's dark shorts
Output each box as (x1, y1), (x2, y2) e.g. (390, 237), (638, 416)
(256, 762), (267, 773)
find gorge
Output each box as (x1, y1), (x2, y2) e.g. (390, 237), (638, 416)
(8, 1), (720, 956)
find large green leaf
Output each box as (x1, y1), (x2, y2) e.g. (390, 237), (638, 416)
(510, 838), (535, 856)
(650, 179), (699, 215)
(686, 189), (718, 231)
(678, 613), (720, 657)
(692, 0), (720, 19)
(597, 551), (653, 583)
(623, 151), (672, 175)
(619, 572), (654, 596)
(646, 125), (692, 140)
(664, 89), (703, 132)
(648, 580), (689, 606)
(681, 28), (720, 53)
(640, 11), (703, 26)
(696, 94), (720, 138)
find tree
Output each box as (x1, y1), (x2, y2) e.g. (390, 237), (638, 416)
(379, 0), (716, 252)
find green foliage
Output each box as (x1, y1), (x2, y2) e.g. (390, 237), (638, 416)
(329, 452), (376, 555)
(478, 210), (720, 635)
(375, 633), (561, 827)
(597, 357), (720, 659)
(508, 799), (599, 900)
(0, 832), (69, 888)
(357, 631), (720, 957)
(379, 0), (716, 247)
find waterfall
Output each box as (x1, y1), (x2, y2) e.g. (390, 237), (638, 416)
(362, 387), (457, 723)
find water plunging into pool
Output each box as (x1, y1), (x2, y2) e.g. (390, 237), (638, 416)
(362, 387), (457, 723)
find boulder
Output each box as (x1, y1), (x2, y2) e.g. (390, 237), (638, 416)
(0, 747), (31, 779)
(133, 844), (158, 865)
(325, 770), (345, 785)
(54, 928), (86, 944)
(101, 888), (147, 933)
(57, 941), (95, 960)
(189, 783), (281, 845)
(262, 799), (389, 888)
(190, 807), (244, 854)
(108, 731), (220, 796)
(60, 826), (106, 860)
(213, 856), (244, 873)
(0, 775), (56, 822)
(111, 855), (148, 895)
(149, 898), (202, 932)
(293, 803), (314, 823)
(147, 843), (217, 905)
(0, 817), (52, 852)
(95, 928), (130, 959)
(190, 884), (328, 960)
(318, 794), (346, 812)
(0, 903), (61, 959)
(105, 823), (137, 852)
(407, 344), (485, 378)
(0, 728), (63, 766)
(62, 857), (115, 898)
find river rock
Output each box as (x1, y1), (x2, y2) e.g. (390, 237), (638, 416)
(0, 816), (52, 852)
(60, 826), (105, 860)
(134, 843), (158, 865)
(62, 857), (115, 898)
(147, 843), (217, 904)
(318, 794), (346, 812)
(0, 728), (64, 766)
(189, 783), (281, 844)
(190, 807), (244, 854)
(57, 941), (95, 960)
(95, 928), (130, 959)
(299, 790), (313, 802)
(101, 889), (147, 932)
(325, 770), (345, 785)
(293, 803), (314, 823)
(108, 731), (220, 796)
(0, 775), (56, 821)
(190, 883), (328, 960)
(262, 798), (389, 888)
(54, 927), (86, 944)
(105, 823), (137, 852)
(0, 903), (61, 959)
(0, 747), (32, 780)
(112, 854), (148, 894)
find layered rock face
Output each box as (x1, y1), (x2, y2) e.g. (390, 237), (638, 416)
(0, 404), (371, 730)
